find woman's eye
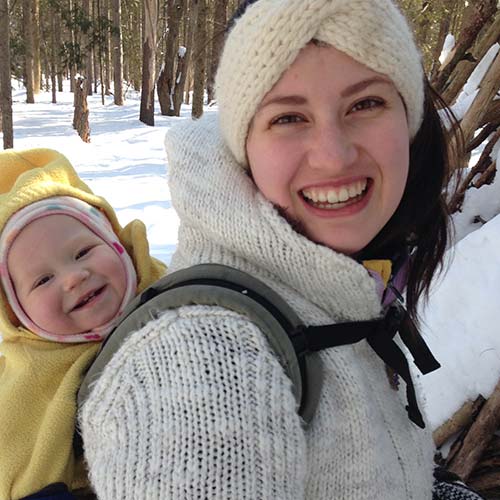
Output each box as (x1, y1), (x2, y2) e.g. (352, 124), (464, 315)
(76, 247), (92, 260)
(350, 98), (384, 113)
(34, 275), (51, 288)
(271, 114), (304, 125)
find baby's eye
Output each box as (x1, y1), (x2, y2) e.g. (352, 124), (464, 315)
(271, 114), (305, 125)
(350, 98), (385, 113)
(76, 246), (93, 260)
(34, 275), (51, 288)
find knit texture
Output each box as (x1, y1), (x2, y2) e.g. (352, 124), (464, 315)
(0, 148), (166, 500)
(433, 468), (485, 500)
(80, 114), (434, 499)
(215, 0), (424, 166)
(433, 483), (485, 500)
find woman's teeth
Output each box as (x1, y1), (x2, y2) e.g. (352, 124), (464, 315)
(301, 179), (367, 209)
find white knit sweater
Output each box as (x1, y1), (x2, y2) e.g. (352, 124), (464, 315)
(80, 113), (435, 499)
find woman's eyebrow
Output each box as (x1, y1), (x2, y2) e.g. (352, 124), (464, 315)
(257, 95), (307, 111)
(340, 76), (392, 98)
(257, 77), (393, 111)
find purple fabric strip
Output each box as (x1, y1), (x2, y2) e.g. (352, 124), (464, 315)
(366, 258), (409, 308)
(382, 258), (409, 308)
(366, 268), (386, 301)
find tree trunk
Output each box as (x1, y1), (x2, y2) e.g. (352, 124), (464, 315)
(139, 0), (157, 125)
(122, 9), (129, 86)
(0, 0), (13, 148)
(95, 0), (105, 104)
(93, 0), (99, 94)
(448, 379), (500, 481)
(173, 0), (196, 116)
(23, 0), (35, 103)
(73, 76), (91, 142)
(415, 1), (432, 54)
(459, 49), (500, 147)
(429, 14), (451, 82)
(434, 397), (485, 449)
(55, 8), (63, 92)
(206, 0), (227, 104)
(434, 0), (497, 93)
(33, 0), (41, 94)
(449, 0), (463, 36)
(111, 0), (124, 104)
(129, 3), (143, 91)
(93, 45), (99, 93)
(172, 45), (188, 115)
(68, 0), (76, 93)
(82, 0), (93, 96)
(51, 11), (57, 103)
(443, 12), (500, 104)
(185, 62), (194, 104)
(104, 0), (111, 95)
(157, 0), (183, 115)
(191, 0), (206, 119)
(39, 11), (49, 93)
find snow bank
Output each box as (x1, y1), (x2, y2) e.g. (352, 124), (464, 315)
(420, 213), (500, 429)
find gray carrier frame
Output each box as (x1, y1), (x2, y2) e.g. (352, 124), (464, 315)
(78, 264), (323, 424)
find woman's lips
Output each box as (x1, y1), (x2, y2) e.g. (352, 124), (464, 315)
(299, 178), (372, 216)
(302, 178), (368, 205)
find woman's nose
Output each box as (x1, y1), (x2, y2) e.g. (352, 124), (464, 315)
(63, 268), (90, 291)
(306, 122), (358, 172)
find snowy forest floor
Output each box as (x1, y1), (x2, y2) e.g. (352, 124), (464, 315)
(5, 80), (500, 434)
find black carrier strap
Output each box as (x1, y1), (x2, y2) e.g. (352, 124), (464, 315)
(78, 264), (440, 428)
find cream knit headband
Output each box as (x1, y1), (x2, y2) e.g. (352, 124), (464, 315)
(215, 0), (424, 166)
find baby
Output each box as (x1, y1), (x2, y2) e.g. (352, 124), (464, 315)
(3, 197), (137, 343)
(0, 148), (166, 500)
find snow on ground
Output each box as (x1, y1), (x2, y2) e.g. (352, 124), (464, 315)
(419, 212), (500, 429)
(8, 81), (216, 264)
(3, 81), (500, 435)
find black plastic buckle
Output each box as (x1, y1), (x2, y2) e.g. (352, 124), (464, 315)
(379, 304), (405, 340)
(289, 324), (310, 358)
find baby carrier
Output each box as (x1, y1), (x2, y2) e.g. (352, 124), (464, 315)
(78, 263), (438, 428)
(76, 263), (484, 500)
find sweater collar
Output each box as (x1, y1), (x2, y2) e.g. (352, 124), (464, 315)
(166, 113), (382, 322)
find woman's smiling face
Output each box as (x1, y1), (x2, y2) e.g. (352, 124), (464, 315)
(246, 43), (410, 255)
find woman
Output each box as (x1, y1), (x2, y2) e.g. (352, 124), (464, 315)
(80, 1), (475, 498)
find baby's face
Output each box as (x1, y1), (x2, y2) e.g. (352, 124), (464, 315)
(7, 214), (127, 335)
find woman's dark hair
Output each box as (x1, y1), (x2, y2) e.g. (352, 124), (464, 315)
(225, 0), (462, 322)
(359, 80), (462, 322)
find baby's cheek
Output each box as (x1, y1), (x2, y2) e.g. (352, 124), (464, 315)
(26, 302), (51, 329)
(114, 261), (129, 299)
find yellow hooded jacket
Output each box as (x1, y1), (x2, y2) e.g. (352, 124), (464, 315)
(0, 149), (166, 499)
